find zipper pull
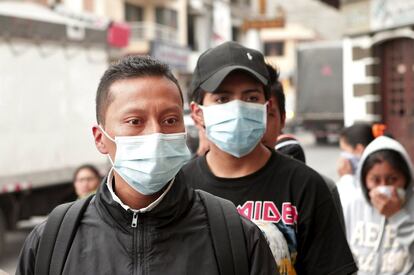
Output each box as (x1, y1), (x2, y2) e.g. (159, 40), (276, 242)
(131, 212), (138, 228)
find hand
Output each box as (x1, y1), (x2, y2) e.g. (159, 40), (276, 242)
(369, 187), (403, 218)
(337, 157), (353, 177)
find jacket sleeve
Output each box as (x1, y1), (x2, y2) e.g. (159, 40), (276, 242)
(16, 221), (45, 275)
(241, 216), (280, 275)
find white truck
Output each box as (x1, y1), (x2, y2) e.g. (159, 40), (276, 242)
(0, 4), (108, 255)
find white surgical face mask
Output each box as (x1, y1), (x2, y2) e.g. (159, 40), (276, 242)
(340, 151), (360, 174)
(200, 100), (267, 158)
(100, 127), (191, 195)
(375, 185), (406, 202)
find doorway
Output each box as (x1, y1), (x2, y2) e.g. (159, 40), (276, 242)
(375, 38), (414, 160)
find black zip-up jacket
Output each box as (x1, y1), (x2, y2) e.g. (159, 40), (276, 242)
(16, 171), (278, 275)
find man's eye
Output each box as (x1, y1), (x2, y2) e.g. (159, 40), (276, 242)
(164, 117), (179, 125)
(246, 96), (259, 102)
(216, 97), (229, 104)
(127, 119), (142, 125)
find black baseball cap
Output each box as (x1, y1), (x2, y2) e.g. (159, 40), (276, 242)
(190, 41), (269, 93)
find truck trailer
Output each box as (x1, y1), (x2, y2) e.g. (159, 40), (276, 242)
(0, 4), (108, 255)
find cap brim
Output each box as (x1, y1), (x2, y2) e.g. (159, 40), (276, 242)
(199, 65), (268, 92)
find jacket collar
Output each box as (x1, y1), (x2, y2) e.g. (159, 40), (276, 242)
(95, 170), (194, 229)
(105, 168), (174, 213)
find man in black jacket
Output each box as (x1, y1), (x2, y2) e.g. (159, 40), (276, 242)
(16, 56), (277, 275)
(184, 41), (357, 274)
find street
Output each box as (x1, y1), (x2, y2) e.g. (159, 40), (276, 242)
(0, 217), (46, 274)
(0, 133), (341, 274)
(0, 229), (30, 274)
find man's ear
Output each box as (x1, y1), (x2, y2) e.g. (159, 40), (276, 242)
(92, 125), (109, 154)
(190, 101), (205, 129)
(266, 98), (275, 115)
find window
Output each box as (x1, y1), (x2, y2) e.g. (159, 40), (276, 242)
(125, 3), (143, 22)
(155, 7), (178, 29)
(264, 41), (285, 56)
(188, 14), (196, 50)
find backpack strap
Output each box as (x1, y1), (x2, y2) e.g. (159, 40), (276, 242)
(197, 190), (249, 275)
(35, 195), (94, 275)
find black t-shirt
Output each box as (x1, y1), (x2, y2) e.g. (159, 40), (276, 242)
(182, 150), (358, 275)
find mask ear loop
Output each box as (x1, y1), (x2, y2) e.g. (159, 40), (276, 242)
(99, 125), (116, 142)
(98, 125), (116, 165)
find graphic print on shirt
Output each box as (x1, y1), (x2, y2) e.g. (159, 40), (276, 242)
(237, 200), (298, 275)
(351, 221), (411, 274)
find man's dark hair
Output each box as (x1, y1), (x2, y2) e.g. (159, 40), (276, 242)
(96, 55), (183, 125)
(266, 64), (285, 118)
(340, 123), (375, 148)
(361, 149), (411, 191)
(191, 70), (271, 104)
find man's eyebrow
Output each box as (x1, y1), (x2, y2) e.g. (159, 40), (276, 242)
(160, 105), (183, 114)
(121, 105), (183, 115)
(211, 90), (232, 95)
(214, 88), (262, 94)
(121, 106), (147, 114)
(241, 88), (262, 94)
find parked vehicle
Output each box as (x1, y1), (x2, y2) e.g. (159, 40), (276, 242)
(0, 6), (108, 255)
(295, 41), (344, 144)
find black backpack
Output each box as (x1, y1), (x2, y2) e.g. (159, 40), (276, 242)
(34, 190), (249, 275)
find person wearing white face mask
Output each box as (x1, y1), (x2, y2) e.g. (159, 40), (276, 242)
(16, 56), (278, 275)
(342, 136), (414, 274)
(336, 123), (375, 211)
(183, 41), (357, 275)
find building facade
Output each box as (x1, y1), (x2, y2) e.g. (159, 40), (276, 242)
(342, 0), (414, 160)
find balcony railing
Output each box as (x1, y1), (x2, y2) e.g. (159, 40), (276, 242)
(128, 21), (179, 44)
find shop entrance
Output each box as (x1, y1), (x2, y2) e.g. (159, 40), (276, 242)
(375, 38), (414, 160)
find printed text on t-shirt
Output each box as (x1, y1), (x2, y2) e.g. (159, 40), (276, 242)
(237, 201), (298, 225)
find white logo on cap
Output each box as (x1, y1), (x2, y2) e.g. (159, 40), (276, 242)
(247, 52), (253, 60)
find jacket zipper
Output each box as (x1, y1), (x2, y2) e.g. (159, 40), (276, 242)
(131, 211), (138, 275)
(131, 211), (138, 228)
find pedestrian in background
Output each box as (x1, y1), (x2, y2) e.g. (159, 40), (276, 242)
(73, 164), (101, 199)
(184, 41), (357, 275)
(343, 136), (414, 274)
(337, 123), (375, 177)
(337, 123), (375, 208)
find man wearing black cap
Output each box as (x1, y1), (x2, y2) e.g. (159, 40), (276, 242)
(183, 41), (357, 275)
